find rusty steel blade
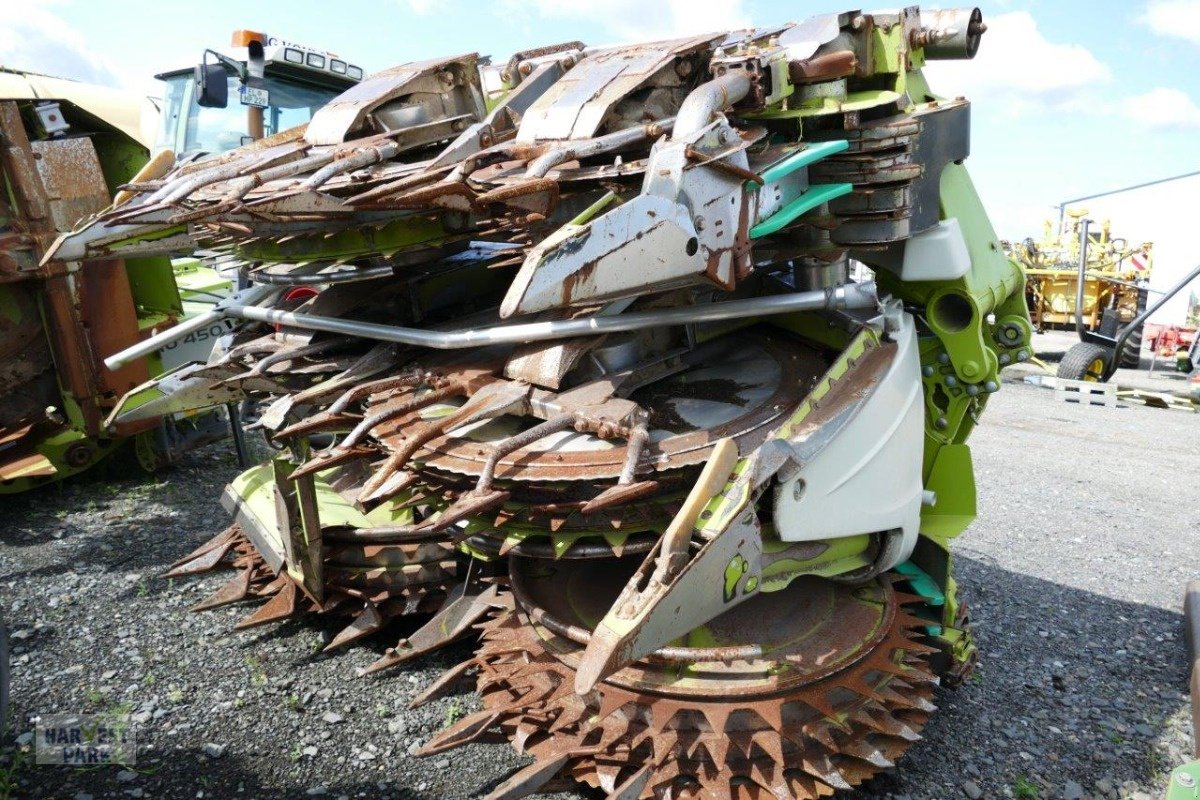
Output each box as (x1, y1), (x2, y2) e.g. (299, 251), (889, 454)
(289, 444), (377, 480)
(575, 439), (750, 694)
(409, 658), (477, 709)
(191, 569), (255, 611)
(323, 601), (386, 651)
(365, 582), (500, 674)
(605, 763), (652, 800)
(579, 480), (661, 515)
(162, 528), (241, 577)
(234, 578), (301, 629)
(416, 489), (509, 533)
(483, 751), (572, 800)
(417, 708), (504, 755)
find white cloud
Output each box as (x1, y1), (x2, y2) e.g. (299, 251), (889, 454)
(0, 1), (128, 87)
(923, 11), (1110, 114)
(1141, 0), (1200, 44)
(403, 0), (440, 14)
(1123, 87), (1200, 130)
(511, 0), (751, 42)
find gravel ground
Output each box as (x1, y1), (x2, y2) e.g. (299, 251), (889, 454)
(1, 367), (1197, 800)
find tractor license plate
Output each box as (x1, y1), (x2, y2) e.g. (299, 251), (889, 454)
(239, 85), (270, 108)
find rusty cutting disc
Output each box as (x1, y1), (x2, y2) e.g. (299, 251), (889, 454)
(388, 330), (823, 484)
(423, 556), (941, 800)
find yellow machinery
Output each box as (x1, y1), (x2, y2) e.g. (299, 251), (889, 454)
(1008, 209), (1152, 370)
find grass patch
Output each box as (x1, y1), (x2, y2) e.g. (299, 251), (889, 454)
(245, 655), (268, 688)
(1012, 775), (1040, 799)
(0, 746), (31, 800)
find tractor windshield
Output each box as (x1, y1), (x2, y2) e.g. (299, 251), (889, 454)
(156, 72), (339, 156)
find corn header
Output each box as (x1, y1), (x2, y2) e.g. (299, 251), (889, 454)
(54, 7), (1033, 798)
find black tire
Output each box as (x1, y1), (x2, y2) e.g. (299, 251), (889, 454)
(1057, 342), (1113, 382)
(1119, 288), (1149, 369)
(1120, 326), (1144, 369)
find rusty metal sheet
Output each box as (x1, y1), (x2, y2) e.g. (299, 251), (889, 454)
(305, 55), (483, 146)
(0, 451), (57, 480)
(0, 103), (51, 234)
(289, 471), (327, 604)
(502, 336), (599, 390)
(77, 259), (150, 399)
(41, 274), (103, 434)
(30, 138), (110, 231)
(516, 35), (717, 142)
(0, 284), (56, 427)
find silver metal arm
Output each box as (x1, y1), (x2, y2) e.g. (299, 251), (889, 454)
(102, 284), (275, 371)
(673, 71), (752, 138)
(1074, 217), (1090, 340)
(223, 282), (878, 350)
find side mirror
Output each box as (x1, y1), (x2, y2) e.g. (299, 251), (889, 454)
(196, 62), (228, 108)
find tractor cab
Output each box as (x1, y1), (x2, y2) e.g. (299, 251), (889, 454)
(154, 30), (363, 157)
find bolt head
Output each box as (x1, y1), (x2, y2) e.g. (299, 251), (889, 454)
(1178, 772), (1196, 788)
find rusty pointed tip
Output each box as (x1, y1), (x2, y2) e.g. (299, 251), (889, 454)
(161, 564), (204, 579)
(363, 643), (416, 675)
(573, 622), (630, 695)
(419, 489), (510, 533)
(190, 597), (241, 613)
(233, 581), (300, 629)
(163, 527), (239, 575)
(190, 570), (254, 612)
(362, 656), (401, 675)
(406, 660), (473, 710)
(321, 633), (361, 653)
(572, 650), (609, 696)
(412, 741), (444, 758)
(579, 480), (661, 515)
(289, 456), (335, 480)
